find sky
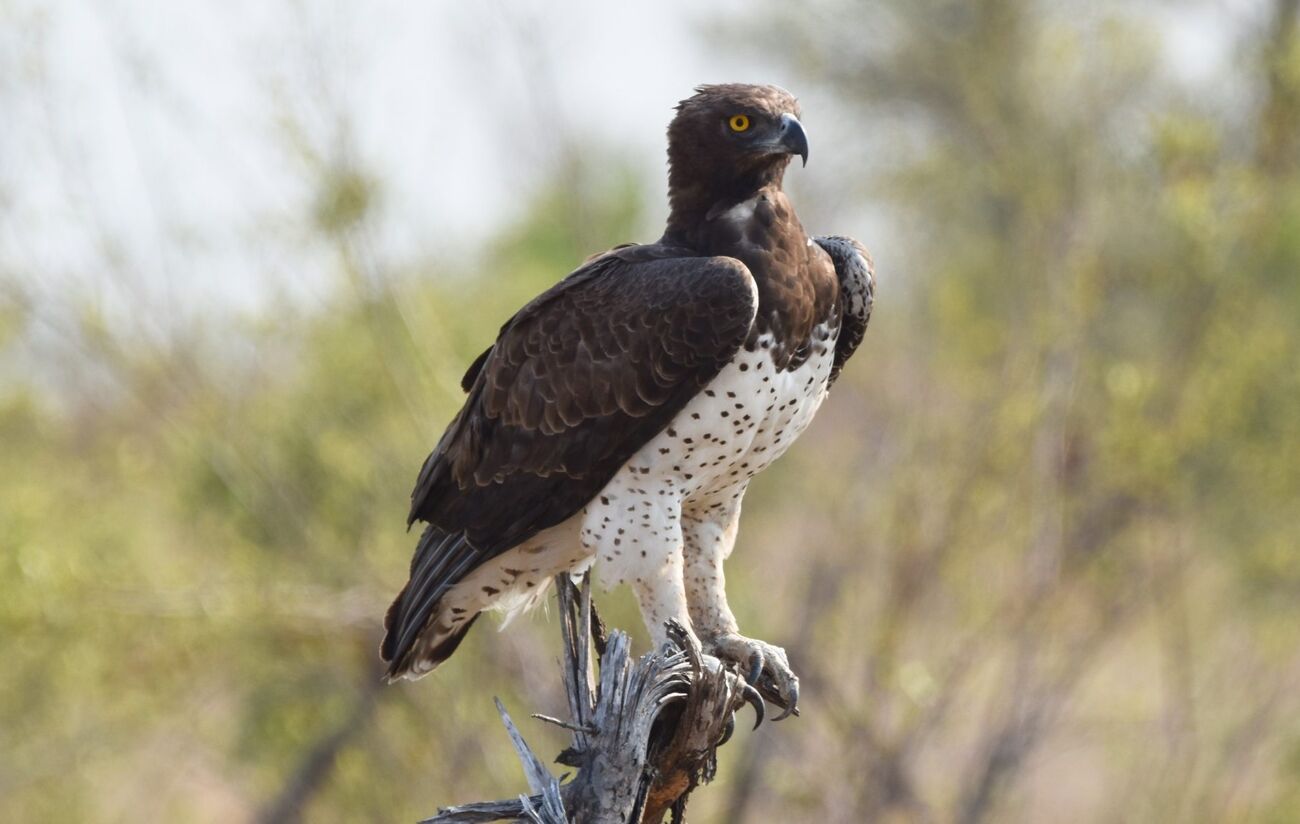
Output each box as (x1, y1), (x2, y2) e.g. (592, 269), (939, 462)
(2, 0), (776, 319)
(0, 0), (1257, 325)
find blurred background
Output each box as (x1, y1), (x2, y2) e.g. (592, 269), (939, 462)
(3, 0), (1299, 821)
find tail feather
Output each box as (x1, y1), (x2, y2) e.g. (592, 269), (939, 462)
(381, 525), (482, 680)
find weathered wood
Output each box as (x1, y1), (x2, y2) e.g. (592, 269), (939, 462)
(425, 575), (763, 824)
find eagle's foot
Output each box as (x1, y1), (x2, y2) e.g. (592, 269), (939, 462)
(703, 633), (800, 721)
(690, 649), (767, 738)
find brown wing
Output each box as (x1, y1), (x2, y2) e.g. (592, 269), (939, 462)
(815, 236), (875, 384)
(381, 244), (757, 676)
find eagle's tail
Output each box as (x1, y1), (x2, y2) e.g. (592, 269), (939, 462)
(380, 525), (482, 681)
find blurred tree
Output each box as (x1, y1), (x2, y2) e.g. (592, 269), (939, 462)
(697, 0), (1300, 822)
(2, 1), (1299, 823)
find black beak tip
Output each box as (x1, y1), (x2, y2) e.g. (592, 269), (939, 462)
(779, 113), (810, 168)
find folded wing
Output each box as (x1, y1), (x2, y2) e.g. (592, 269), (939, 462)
(382, 245), (758, 676)
(815, 235), (875, 384)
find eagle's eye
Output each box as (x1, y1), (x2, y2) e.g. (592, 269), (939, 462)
(728, 114), (750, 133)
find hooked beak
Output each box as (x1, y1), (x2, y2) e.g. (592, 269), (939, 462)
(776, 113), (809, 167)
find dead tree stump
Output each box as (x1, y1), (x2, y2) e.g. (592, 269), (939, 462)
(425, 574), (766, 824)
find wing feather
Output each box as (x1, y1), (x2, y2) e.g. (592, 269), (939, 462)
(383, 245), (757, 676)
(814, 235), (875, 384)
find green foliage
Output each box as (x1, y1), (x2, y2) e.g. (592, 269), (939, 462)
(4, 2), (1300, 822)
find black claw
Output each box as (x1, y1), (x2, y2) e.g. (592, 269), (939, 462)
(773, 680), (800, 722)
(741, 681), (765, 729)
(718, 712), (737, 747)
(746, 650), (764, 685)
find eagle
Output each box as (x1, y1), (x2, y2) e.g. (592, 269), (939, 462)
(381, 84), (874, 716)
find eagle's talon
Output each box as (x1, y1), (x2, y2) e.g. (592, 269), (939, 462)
(772, 679), (799, 722)
(704, 633), (799, 720)
(740, 681), (765, 729)
(718, 711), (737, 746)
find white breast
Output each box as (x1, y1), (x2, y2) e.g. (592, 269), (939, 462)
(624, 327), (837, 501)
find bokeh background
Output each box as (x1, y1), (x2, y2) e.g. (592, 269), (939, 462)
(4, 1), (1300, 821)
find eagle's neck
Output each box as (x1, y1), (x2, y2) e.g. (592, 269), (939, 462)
(663, 162), (788, 249)
(662, 179), (840, 373)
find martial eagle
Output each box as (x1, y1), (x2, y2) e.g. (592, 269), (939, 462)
(381, 84), (874, 715)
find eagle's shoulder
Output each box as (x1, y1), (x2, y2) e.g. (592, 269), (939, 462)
(814, 235), (875, 384)
(457, 244), (754, 392)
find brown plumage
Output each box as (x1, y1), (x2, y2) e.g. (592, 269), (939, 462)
(381, 84), (874, 686)
(383, 251), (757, 670)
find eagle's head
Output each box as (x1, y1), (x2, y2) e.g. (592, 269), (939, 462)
(666, 84), (808, 211)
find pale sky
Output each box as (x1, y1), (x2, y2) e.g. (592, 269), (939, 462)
(0, 0), (1255, 328)
(2, 0), (780, 320)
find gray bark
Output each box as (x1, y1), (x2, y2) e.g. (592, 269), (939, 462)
(425, 575), (762, 824)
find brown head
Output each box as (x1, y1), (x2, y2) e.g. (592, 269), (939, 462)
(665, 84), (808, 230)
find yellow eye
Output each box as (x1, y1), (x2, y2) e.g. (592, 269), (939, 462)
(728, 114), (750, 132)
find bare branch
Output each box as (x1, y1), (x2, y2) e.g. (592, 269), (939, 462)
(427, 574), (761, 823)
